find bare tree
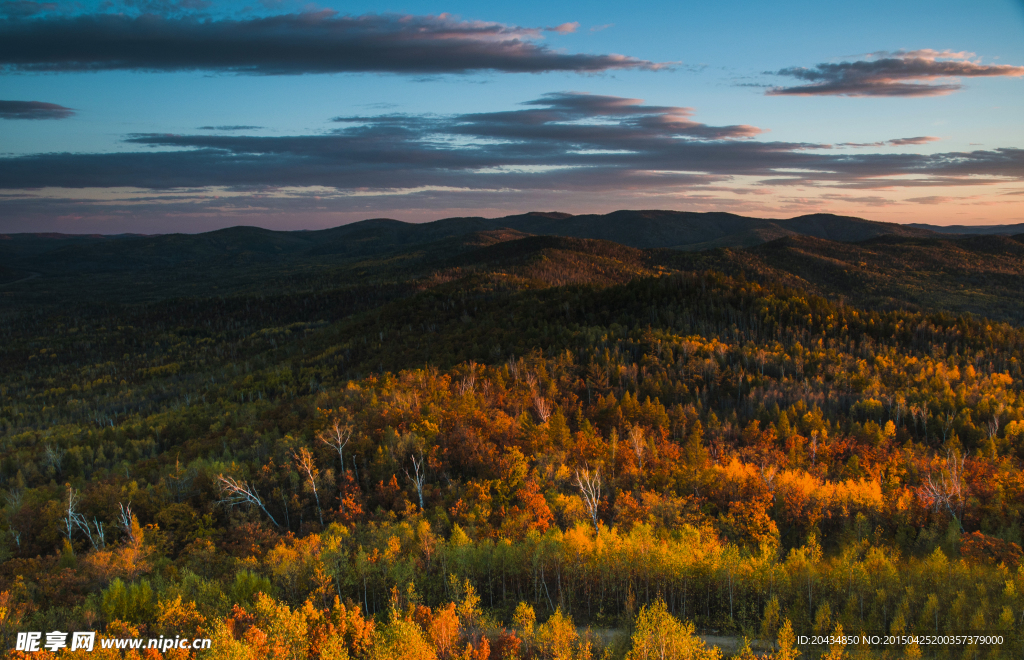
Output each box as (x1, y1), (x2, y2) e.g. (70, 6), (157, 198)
(941, 410), (957, 443)
(43, 444), (65, 476)
(506, 357), (521, 383)
(574, 467), (601, 533)
(318, 419), (353, 473)
(62, 485), (82, 543)
(458, 361), (477, 396)
(894, 397), (906, 428)
(628, 426), (647, 472)
(405, 454), (427, 510)
(217, 475), (282, 528)
(987, 415), (1000, 441)
(533, 395), (551, 422)
(90, 517), (106, 549)
(917, 406), (930, 441)
(920, 449), (966, 532)
(117, 502), (136, 544)
(62, 485), (104, 550)
(294, 448), (324, 527)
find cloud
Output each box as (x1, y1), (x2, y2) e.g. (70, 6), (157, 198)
(837, 136), (940, 148)
(0, 12), (664, 74)
(1, 91), (1021, 200)
(0, 1), (58, 18)
(0, 99), (75, 119)
(197, 125), (263, 130)
(547, 22), (579, 34)
(905, 195), (960, 204)
(767, 50), (1024, 97)
(888, 136), (940, 146)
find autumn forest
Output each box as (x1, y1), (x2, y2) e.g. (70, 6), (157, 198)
(2, 213), (1024, 659)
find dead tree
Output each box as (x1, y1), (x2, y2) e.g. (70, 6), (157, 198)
(117, 502), (136, 544)
(574, 467), (601, 533)
(217, 475), (282, 528)
(533, 396), (551, 422)
(921, 449), (966, 532)
(44, 444), (65, 476)
(405, 454), (426, 510)
(294, 448), (324, 527)
(62, 485), (104, 550)
(628, 426), (647, 472)
(318, 419), (353, 473)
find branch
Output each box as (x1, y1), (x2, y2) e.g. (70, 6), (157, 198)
(217, 475), (282, 528)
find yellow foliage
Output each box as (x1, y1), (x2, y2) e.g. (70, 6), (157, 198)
(625, 599), (721, 660)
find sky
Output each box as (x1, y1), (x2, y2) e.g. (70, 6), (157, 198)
(1, 0), (1023, 233)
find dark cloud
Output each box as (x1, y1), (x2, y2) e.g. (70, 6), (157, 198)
(1, 92), (1021, 199)
(0, 1), (58, 18)
(0, 11), (664, 74)
(888, 136), (940, 146)
(197, 125), (263, 131)
(837, 136), (940, 148)
(768, 50), (1024, 97)
(0, 99), (74, 119)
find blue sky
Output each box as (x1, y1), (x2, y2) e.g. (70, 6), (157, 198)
(1, 0), (1022, 232)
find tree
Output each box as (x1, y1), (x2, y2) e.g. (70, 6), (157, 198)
(217, 475), (282, 528)
(773, 619), (800, 660)
(62, 485), (104, 550)
(405, 454), (427, 511)
(320, 418), (353, 473)
(370, 608), (437, 660)
(822, 624), (846, 660)
(625, 598), (721, 660)
(629, 426), (647, 473)
(116, 502), (137, 545)
(294, 447), (324, 527)
(920, 449), (966, 532)
(429, 603), (460, 660)
(536, 608), (578, 660)
(573, 467), (601, 533)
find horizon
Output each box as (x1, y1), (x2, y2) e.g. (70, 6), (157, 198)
(6, 208), (1024, 236)
(4, 209), (1024, 238)
(2, 0), (1023, 233)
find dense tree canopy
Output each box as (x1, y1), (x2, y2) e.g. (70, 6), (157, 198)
(2, 232), (1022, 658)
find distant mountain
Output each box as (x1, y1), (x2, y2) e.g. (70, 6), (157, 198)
(484, 210), (937, 250)
(2, 210), (944, 274)
(3, 210), (1024, 325)
(908, 222), (1024, 235)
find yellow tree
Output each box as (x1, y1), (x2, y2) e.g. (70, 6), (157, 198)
(773, 619), (800, 660)
(429, 603), (461, 660)
(370, 608), (437, 660)
(821, 623), (846, 660)
(625, 598), (721, 660)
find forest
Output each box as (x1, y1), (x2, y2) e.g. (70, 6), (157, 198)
(1, 218), (1023, 659)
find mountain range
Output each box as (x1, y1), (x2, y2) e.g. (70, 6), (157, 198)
(0, 210), (1014, 271)
(3, 210), (1023, 324)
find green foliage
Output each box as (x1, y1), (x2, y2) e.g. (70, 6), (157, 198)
(231, 569), (275, 607)
(101, 577), (156, 624)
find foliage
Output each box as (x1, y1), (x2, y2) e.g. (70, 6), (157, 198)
(2, 230), (1024, 658)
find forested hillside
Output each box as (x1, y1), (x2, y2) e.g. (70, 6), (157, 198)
(2, 219), (1023, 659)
